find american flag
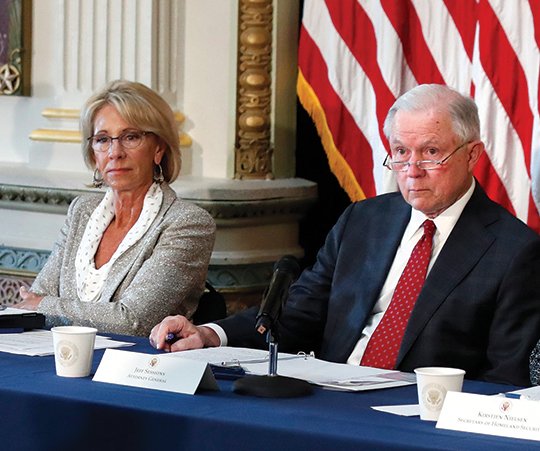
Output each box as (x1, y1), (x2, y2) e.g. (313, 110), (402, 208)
(298, 0), (540, 233)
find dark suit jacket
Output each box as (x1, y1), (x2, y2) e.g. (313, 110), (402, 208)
(218, 184), (540, 386)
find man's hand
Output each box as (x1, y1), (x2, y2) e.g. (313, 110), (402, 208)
(149, 315), (220, 352)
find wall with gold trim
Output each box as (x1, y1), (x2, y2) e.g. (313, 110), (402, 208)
(0, 0), (312, 312)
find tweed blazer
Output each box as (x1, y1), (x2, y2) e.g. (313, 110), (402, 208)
(219, 183), (540, 387)
(33, 183), (215, 336)
(530, 340), (540, 385)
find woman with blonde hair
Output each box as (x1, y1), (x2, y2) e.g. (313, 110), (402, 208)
(15, 80), (215, 336)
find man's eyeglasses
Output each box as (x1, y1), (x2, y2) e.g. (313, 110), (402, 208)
(383, 142), (469, 172)
(88, 131), (152, 152)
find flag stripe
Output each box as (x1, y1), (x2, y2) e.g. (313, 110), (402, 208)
(474, 0), (533, 221)
(359, 0), (417, 97)
(381, 0), (445, 85)
(473, 34), (532, 221)
(480, 1), (532, 169)
(475, 152), (516, 217)
(303, 0), (389, 196)
(325, 0), (397, 192)
(411, 0), (472, 90)
(325, 0), (395, 142)
(298, 0), (540, 232)
(298, 23), (371, 199)
(443, 0), (477, 62)
(297, 68), (366, 201)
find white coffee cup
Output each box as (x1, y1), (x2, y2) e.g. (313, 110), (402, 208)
(414, 367), (465, 421)
(52, 326), (98, 377)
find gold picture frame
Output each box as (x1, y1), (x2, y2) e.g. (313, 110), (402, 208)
(0, 0), (32, 96)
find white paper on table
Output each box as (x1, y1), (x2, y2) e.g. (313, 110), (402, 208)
(0, 329), (135, 356)
(162, 346), (416, 391)
(506, 385), (540, 401)
(0, 307), (37, 316)
(371, 404), (421, 416)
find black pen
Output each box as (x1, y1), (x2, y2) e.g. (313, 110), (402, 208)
(165, 332), (179, 344)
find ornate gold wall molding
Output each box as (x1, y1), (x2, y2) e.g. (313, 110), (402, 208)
(0, 184), (85, 213)
(29, 109), (192, 146)
(39, 109), (185, 123)
(26, 0), (280, 175)
(234, 0), (274, 180)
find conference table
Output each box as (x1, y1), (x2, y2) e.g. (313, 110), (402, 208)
(0, 334), (536, 451)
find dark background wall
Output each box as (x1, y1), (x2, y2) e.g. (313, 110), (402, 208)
(295, 102), (351, 268)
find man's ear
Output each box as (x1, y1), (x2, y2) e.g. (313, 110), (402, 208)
(467, 140), (484, 171)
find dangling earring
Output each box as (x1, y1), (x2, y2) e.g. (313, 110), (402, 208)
(93, 168), (104, 188)
(153, 164), (164, 183)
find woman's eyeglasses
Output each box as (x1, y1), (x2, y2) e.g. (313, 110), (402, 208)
(88, 131), (152, 152)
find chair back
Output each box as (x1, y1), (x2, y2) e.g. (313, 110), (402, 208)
(191, 282), (227, 325)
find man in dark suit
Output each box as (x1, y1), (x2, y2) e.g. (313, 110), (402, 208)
(150, 84), (540, 387)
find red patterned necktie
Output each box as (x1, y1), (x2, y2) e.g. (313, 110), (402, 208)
(360, 219), (436, 369)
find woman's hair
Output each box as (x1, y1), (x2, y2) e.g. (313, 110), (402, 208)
(81, 79), (181, 182)
(383, 84), (480, 144)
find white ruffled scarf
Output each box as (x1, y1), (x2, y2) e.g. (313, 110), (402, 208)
(75, 183), (163, 302)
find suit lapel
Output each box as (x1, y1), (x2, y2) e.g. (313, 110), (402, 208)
(352, 199), (411, 318)
(396, 185), (498, 364)
(63, 206), (95, 298)
(325, 196), (411, 362)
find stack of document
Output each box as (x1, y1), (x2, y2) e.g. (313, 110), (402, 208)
(0, 329), (135, 356)
(506, 386), (540, 401)
(162, 347), (416, 391)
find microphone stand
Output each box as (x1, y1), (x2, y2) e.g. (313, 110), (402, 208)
(268, 330), (278, 376)
(233, 324), (313, 398)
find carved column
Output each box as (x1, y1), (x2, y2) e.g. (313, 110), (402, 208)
(60, 0), (178, 102)
(234, 0), (274, 180)
(28, 0), (184, 172)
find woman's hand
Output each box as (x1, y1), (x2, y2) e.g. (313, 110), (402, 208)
(15, 286), (44, 310)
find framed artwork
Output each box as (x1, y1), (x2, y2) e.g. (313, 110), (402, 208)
(0, 0), (31, 96)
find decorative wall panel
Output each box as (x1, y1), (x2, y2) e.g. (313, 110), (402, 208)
(0, 0), (31, 95)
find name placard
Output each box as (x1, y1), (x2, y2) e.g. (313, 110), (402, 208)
(437, 392), (540, 442)
(93, 349), (219, 395)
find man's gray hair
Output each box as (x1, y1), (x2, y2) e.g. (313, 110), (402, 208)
(383, 84), (480, 143)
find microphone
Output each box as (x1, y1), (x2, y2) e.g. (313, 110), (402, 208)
(233, 254), (312, 397)
(255, 255), (301, 335)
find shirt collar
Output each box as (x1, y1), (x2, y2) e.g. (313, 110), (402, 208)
(405, 179), (476, 241)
